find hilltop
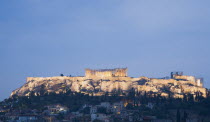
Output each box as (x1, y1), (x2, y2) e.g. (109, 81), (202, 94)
(2, 69), (210, 122)
(11, 69), (207, 98)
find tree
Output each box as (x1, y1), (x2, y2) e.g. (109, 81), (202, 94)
(56, 113), (64, 120)
(128, 88), (135, 99)
(29, 91), (35, 98)
(65, 89), (72, 96)
(176, 109), (181, 122)
(183, 111), (188, 122)
(97, 107), (106, 114)
(11, 94), (19, 100)
(126, 103), (134, 110)
(60, 74), (64, 76)
(89, 80), (97, 92)
(80, 107), (90, 114)
(40, 84), (46, 96)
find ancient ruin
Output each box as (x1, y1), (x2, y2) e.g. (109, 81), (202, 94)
(85, 68), (128, 78)
(11, 68), (207, 98)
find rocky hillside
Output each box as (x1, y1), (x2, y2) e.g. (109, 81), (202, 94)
(11, 76), (207, 98)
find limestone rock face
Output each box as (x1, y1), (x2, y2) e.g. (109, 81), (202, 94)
(11, 76), (207, 98)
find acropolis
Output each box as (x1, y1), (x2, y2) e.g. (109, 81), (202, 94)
(11, 68), (207, 98)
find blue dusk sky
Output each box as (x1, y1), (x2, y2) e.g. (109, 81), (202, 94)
(0, 0), (210, 100)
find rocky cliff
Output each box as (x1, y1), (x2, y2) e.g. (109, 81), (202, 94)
(11, 75), (207, 98)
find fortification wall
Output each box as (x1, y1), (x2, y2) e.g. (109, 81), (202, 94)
(26, 76), (133, 83)
(13, 74), (206, 98)
(150, 78), (201, 87)
(181, 86), (206, 97)
(26, 76), (86, 82)
(26, 76), (200, 87)
(174, 75), (196, 82)
(150, 79), (177, 85)
(27, 76), (201, 89)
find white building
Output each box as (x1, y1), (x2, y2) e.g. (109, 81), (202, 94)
(111, 101), (124, 114)
(91, 113), (110, 122)
(100, 102), (111, 108)
(90, 106), (97, 114)
(146, 102), (154, 109)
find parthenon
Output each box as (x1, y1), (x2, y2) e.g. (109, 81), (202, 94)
(85, 68), (128, 78)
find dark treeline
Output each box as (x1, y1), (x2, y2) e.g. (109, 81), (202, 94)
(1, 88), (210, 118)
